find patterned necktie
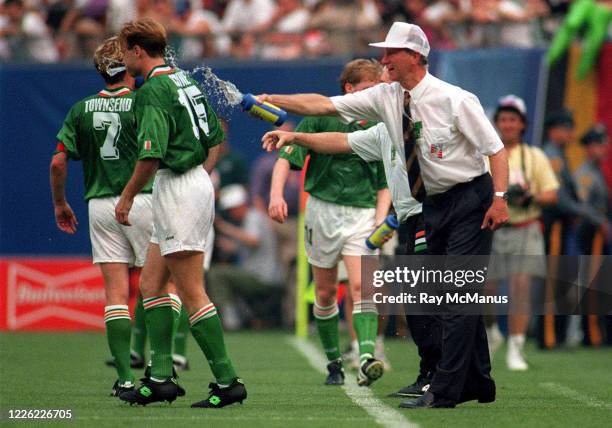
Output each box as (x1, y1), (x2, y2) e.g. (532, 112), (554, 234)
(403, 91), (426, 202)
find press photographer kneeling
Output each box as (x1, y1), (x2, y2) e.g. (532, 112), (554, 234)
(486, 96), (559, 371)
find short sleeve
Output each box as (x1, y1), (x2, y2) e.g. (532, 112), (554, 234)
(330, 84), (386, 124)
(136, 104), (169, 160)
(347, 122), (385, 162)
(279, 144), (308, 170)
(56, 104), (81, 160)
(532, 147), (559, 194)
(455, 94), (503, 156)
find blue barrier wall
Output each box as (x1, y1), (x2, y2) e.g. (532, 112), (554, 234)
(0, 49), (545, 256)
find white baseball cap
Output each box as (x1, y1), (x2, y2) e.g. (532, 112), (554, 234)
(369, 22), (430, 57)
(496, 94), (527, 117)
(219, 184), (248, 210)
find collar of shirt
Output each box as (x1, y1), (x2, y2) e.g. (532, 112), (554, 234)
(404, 72), (433, 104)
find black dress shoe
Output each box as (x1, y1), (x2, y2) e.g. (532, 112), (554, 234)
(388, 375), (431, 397)
(399, 391), (456, 409)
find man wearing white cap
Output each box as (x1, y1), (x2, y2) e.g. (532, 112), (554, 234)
(487, 95), (558, 371)
(258, 22), (509, 408)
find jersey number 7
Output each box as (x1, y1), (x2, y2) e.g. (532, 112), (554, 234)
(94, 112), (122, 160)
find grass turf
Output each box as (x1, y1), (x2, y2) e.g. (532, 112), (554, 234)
(1, 331), (611, 427)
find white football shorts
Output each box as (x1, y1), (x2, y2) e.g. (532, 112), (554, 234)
(88, 193), (153, 267)
(150, 166), (214, 257)
(304, 195), (378, 268)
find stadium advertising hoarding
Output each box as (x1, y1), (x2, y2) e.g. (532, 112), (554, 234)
(0, 258), (105, 331)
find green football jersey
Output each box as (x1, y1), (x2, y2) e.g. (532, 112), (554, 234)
(56, 86), (153, 201)
(279, 116), (387, 208)
(135, 65), (224, 173)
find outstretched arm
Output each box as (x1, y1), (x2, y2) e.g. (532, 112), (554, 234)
(262, 130), (352, 154)
(257, 94), (337, 116)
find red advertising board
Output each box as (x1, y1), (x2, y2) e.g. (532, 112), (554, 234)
(0, 258), (106, 331)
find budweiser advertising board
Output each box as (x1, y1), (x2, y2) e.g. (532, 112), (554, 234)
(0, 258), (106, 331)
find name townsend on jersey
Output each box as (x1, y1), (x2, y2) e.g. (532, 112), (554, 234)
(85, 98), (133, 113)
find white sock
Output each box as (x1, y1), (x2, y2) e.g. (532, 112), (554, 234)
(508, 334), (526, 351)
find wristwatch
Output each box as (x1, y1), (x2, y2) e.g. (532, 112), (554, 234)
(494, 191), (508, 201)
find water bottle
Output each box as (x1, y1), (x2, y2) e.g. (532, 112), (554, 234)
(365, 214), (399, 250)
(241, 93), (287, 126)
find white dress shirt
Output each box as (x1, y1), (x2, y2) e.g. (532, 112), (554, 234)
(331, 72), (504, 195)
(348, 123), (422, 222)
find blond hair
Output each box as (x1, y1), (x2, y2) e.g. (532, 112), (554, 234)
(119, 18), (167, 58)
(339, 59), (383, 94)
(93, 36), (126, 83)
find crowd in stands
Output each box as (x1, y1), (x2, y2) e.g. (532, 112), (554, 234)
(0, 0), (571, 62)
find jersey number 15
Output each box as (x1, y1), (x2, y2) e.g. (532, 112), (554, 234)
(178, 85), (210, 141)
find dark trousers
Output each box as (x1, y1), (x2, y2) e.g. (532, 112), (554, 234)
(400, 212), (441, 380)
(423, 173), (495, 402)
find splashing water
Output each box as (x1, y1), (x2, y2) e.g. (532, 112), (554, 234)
(162, 47), (244, 117)
(190, 65), (243, 106)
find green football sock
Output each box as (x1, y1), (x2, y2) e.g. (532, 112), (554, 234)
(353, 301), (378, 364)
(104, 305), (134, 384)
(174, 307), (190, 358)
(143, 295), (174, 380)
(131, 297), (146, 359)
(313, 302), (341, 361)
(169, 293), (182, 337)
(190, 303), (237, 385)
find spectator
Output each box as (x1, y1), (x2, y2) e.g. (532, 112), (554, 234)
(255, 0), (310, 60)
(171, 0), (230, 59)
(308, 0), (381, 55)
(222, 0), (276, 34)
(58, 0), (107, 58)
(574, 124), (610, 255)
(486, 95), (559, 371)
(422, 0), (471, 48)
(208, 185), (284, 329)
(497, 0), (549, 47)
(0, 0), (59, 62)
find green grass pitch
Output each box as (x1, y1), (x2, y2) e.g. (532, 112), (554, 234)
(1, 331), (611, 427)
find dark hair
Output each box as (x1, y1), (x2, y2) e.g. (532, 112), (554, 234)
(494, 107), (526, 125)
(119, 18), (167, 58)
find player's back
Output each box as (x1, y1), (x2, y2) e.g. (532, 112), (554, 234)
(135, 65), (224, 174)
(57, 86), (150, 201)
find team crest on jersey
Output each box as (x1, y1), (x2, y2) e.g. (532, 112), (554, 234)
(144, 140), (152, 151)
(284, 146), (293, 154)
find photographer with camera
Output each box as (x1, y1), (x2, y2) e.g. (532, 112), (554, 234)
(486, 95), (559, 371)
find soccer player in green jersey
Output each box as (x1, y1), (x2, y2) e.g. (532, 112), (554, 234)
(50, 37), (154, 397)
(114, 18), (246, 407)
(269, 59), (391, 386)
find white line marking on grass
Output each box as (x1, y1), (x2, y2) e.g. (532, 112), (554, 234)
(540, 382), (612, 410)
(288, 336), (419, 428)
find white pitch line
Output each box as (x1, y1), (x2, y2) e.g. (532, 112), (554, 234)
(540, 382), (612, 410)
(288, 337), (419, 428)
